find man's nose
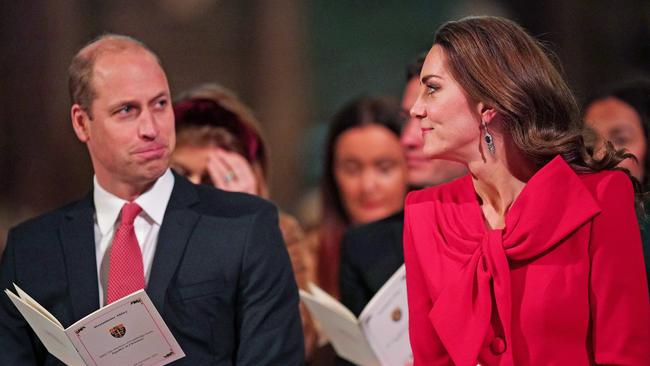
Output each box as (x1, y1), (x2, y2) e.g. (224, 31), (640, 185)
(401, 118), (422, 147)
(138, 109), (160, 139)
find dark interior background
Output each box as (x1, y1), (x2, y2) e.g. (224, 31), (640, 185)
(1, 0), (648, 252)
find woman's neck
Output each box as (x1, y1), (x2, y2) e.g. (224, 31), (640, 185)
(466, 144), (536, 230)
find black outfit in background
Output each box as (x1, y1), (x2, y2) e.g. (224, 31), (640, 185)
(339, 211), (404, 317)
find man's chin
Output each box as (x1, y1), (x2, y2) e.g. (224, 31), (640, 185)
(138, 161), (170, 181)
(407, 167), (438, 188)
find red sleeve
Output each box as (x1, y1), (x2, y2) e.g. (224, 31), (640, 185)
(588, 172), (650, 364)
(403, 193), (451, 365)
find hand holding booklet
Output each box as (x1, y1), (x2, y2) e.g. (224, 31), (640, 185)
(300, 265), (412, 366)
(5, 285), (185, 366)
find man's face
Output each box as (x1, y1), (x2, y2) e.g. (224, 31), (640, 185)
(400, 76), (466, 187)
(73, 48), (175, 194)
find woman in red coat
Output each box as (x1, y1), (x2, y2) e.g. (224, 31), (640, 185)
(403, 16), (650, 365)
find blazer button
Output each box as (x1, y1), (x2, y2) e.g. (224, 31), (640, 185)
(490, 336), (506, 355)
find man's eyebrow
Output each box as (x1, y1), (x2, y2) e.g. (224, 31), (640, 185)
(148, 91), (169, 103)
(107, 99), (138, 111)
(106, 92), (169, 110)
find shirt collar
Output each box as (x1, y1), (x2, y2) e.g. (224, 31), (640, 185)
(93, 169), (175, 235)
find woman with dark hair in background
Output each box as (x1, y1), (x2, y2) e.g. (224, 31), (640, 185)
(171, 83), (318, 358)
(583, 79), (650, 289)
(316, 96), (408, 300)
(584, 80), (650, 187)
(404, 16), (649, 365)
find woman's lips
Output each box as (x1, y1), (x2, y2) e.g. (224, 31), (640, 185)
(361, 201), (384, 211)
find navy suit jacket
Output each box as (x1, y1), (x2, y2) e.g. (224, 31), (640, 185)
(339, 211), (404, 317)
(0, 173), (304, 365)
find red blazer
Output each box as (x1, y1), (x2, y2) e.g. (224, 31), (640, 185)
(403, 156), (650, 365)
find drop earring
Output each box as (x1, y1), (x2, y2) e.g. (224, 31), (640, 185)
(482, 120), (495, 154)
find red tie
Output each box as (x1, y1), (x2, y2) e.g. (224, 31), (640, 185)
(106, 202), (145, 304)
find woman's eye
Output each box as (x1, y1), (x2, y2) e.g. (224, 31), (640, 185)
(377, 161), (397, 174)
(608, 132), (631, 146)
(337, 161), (361, 175)
(426, 84), (438, 95)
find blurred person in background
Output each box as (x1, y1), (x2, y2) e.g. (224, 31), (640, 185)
(339, 54), (468, 316)
(583, 80), (650, 188)
(315, 96), (408, 300)
(308, 96), (408, 364)
(171, 83), (318, 358)
(583, 79), (650, 288)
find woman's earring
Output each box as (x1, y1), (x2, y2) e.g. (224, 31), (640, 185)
(482, 120), (495, 154)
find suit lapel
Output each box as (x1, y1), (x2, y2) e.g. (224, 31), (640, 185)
(59, 193), (100, 323)
(147, 175), (200, 314)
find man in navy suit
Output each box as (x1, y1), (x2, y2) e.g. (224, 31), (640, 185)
(0, 34), (303, 365)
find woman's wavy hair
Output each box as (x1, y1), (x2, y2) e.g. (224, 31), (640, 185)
(434, 16), (644, 212)
(434, 16), (624, 171)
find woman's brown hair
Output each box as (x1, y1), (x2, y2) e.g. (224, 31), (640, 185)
(434, 16), (629, 173)
(173, 83), (270, 197)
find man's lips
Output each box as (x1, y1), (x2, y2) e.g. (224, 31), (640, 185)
(132, 145), (167, 159)
(406, 151), (430, 163)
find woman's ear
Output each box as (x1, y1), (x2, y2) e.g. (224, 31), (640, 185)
(477, 102), (497, 124)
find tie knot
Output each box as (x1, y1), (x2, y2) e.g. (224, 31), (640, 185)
(120, 202), (142, 225)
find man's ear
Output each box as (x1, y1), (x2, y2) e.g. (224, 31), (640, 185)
(477, 102), (497, 124)
(71, 104), (91, 142)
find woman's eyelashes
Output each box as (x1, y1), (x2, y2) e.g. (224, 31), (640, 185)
(425, 83), (440, 95)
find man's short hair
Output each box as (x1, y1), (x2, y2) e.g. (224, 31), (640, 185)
(68, 34), (160, 118)
(405, 51), (426, 82)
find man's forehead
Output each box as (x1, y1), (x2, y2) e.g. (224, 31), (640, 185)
(93, 49), (167, 80)
(91, 49), (168, 96)
(93, 46), (160, 73)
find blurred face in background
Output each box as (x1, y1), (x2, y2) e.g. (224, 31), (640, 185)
(400, 76), (466, 188)
(171, 145), (214, 184)
(584, 97), (646, 180)
(334, 124), (408, 224)
(171, 135), (260, 196)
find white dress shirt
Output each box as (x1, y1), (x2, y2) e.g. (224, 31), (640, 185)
(93, 169), (175, 307)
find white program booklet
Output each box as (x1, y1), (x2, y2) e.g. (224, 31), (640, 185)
(300, 265), (412, 366)
(5, 285), (185, 366)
